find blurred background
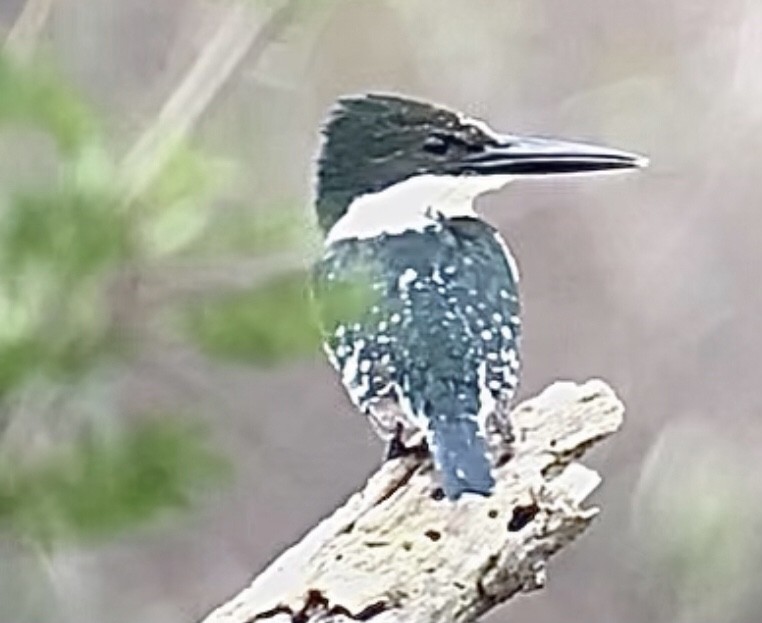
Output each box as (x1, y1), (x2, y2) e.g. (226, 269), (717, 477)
(0, 0), (761, 622)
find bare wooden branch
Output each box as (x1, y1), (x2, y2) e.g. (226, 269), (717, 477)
(200, 379), (625, 623)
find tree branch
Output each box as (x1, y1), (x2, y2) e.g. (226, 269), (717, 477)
(121, 0), (302, 202)
(200, 379), (625, 623)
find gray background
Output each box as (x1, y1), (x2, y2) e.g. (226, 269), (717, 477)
(1, 1), (761, 622)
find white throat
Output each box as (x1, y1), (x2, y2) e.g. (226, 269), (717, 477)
(325, 174), (512, 245)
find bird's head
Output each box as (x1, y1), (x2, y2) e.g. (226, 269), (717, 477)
(315, 93), (647, 238)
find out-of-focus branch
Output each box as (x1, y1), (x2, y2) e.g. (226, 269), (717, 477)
(200, 379), (625, 623)
(121, 0), (302, 202)
(3, 0), (53, 61)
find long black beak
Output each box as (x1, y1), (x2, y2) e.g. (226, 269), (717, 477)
(459, 134), (648, 176)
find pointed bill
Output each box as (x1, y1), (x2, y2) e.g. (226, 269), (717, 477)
(457, 134), (648, 176)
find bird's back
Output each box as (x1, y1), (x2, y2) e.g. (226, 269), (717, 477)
(313, 216), (521, 499)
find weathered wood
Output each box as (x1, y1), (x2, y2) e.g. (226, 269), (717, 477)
(201, 379), (624, 623)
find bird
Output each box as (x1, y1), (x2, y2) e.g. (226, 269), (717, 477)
(311, 93), (646, 500)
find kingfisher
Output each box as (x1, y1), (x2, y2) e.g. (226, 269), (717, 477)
(311, 93), (646, 500)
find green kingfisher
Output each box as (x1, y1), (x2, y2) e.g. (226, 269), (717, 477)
(311, 93), (646, 500)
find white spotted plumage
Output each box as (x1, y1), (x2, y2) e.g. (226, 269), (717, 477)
(313, 92), (645, 499)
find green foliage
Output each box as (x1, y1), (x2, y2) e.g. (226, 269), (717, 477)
(0, 53), (234, 548)
(184, 200), (310, 257)
(182, 271), (321, 364)
(0, 47), (328, 552)
(0, 418), (227, 545)
(138, 143), (220, 258)
(0, 56), (95, 155)
(0, 278), (120, 397)
(182, 270), (373, 365)
(314, 267), (376, 332)
(0, 59), (128, 398)
(0, 56), (225, 397)
(3, 187), (130, 279)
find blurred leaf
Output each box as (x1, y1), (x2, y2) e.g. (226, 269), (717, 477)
(0, 134), (133, 397)
(0, 55), (96, 155)
(136, 143), (232, 257)
(181, 269), (373, 365)
(0, 418), (228, 545)
(0, 339), (40, 399)
(141, 142), (217, 209)
(312, 266), (376, 332)
(138, 144), (212, 257)
(181, 271), (320, 364)
(34, 281), (124, 382)
(183, 200), (311, 257)
(70, 142), (118, 197)
(1, 188), (131, 280)
(0, 270), (120, 397)
(141, 196), (211, 259)
(0, 183), (129, 396)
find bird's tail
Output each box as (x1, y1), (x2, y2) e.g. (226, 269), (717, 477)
(429, 417), (495, 500)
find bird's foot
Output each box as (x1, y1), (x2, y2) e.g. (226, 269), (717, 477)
(490, 428), (515, 467)
(385, 423), (428, 460)
(495, 445), (515, 467)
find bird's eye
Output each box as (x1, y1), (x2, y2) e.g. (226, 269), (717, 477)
(423, 134), (449, 155)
